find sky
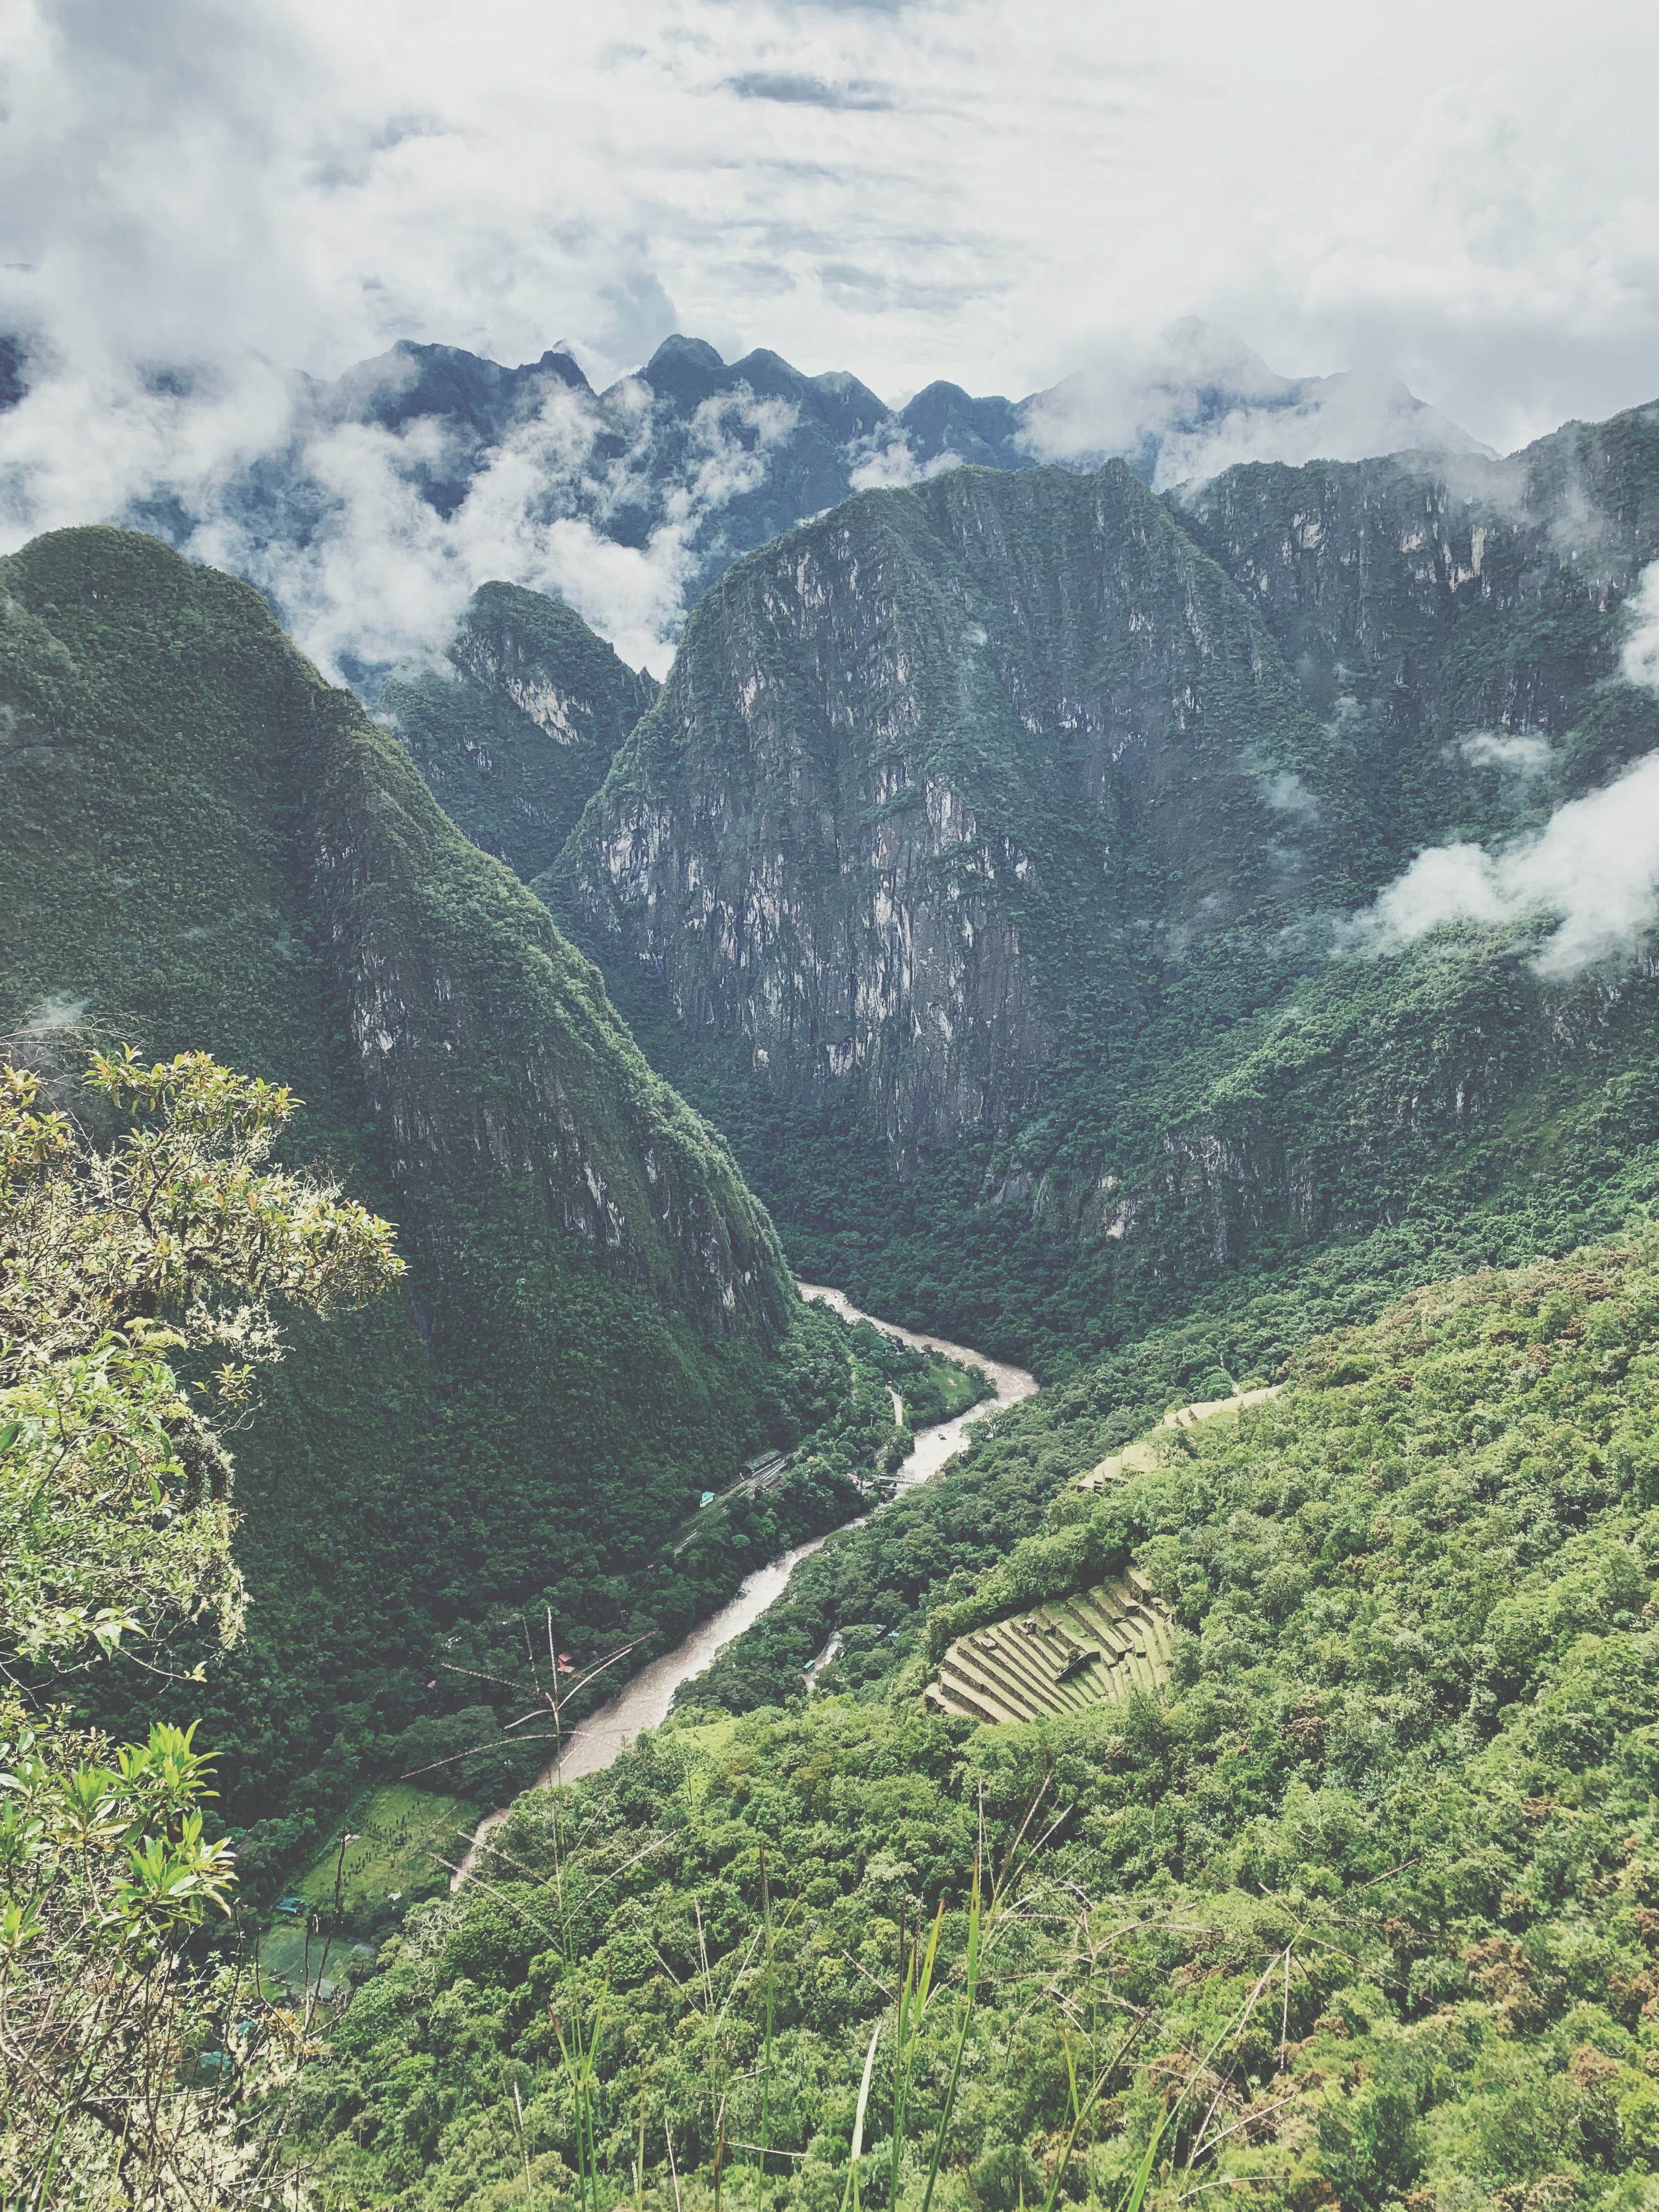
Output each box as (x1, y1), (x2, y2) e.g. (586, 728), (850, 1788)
(3, 0), (1658, 967)
(3, 0), (1657, 449)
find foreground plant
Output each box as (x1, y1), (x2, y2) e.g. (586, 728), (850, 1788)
(0, 1048), (402, 2205)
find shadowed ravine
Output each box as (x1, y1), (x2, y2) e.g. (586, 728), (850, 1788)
(453, 1283), (1037, 1884)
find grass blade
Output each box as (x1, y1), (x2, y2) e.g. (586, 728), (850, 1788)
(919, 1852), (981, 2212)
(839, 2013), (884, 2212)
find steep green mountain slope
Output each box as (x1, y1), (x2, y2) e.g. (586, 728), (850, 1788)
(381, 581), (657, 880)
(298, 1233), (1659, 2212)
(545, 422), (1659, 1370)
(1177, 398), (1659, 839)
(556, 459), (1341, 1155)
(0, 526), (840, 1854)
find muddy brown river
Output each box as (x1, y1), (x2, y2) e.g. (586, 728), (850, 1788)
(453, 1283), (1036, 1883)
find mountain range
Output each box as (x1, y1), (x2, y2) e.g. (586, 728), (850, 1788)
(273, 315), (1482, 620)
(8, 323), (1659, 2212)
(0, 316), (1488, 687)
(382, 392), (1659, 1368)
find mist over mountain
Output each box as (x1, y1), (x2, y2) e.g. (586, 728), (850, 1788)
(0, 318), (1482, 690)
(547, 392), (1659, 1365)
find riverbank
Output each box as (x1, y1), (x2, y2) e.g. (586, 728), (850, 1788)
(451, 1282), (1036, 1882)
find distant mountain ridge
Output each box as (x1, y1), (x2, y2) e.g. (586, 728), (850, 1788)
(275, 320), (1487, 628)
(0, 317), (1485, 687)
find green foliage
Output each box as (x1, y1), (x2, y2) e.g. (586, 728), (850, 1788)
(1, 1051), (402, 1667)
(0, 1705), (253, 2202)
(289, 1782), (481, 1937)
(289, 1232), (1659, 2212)
(0, 524), (854, 1864)
(0, 1044), (406, 2203)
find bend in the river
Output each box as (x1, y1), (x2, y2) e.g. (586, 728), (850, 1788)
(452, 1283), (1036, 1885)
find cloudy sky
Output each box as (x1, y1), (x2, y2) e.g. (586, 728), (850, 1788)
(4, 0), (1658, 968)
(5, 0), (1657, 449)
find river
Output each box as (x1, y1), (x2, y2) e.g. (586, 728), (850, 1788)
(452, 1283), (1036, 1883)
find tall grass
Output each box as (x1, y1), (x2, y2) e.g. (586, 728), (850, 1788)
(424, 1690), (1310, 2212)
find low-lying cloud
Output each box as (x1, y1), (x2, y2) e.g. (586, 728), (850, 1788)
(724, 72), (895, 109)
(7, 357), (805, 681)
(1344, 566), (1659, 978)
(1023, 321), (1492, 490)
(1459, 731), (1553, 777)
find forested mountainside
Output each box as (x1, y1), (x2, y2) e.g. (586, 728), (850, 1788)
(380, 581), (658, 881)
(546, 402), (1659, 1370)
(1178, 403), (1659, 822)
(556, 458), (1331, 1149)
(294, 1233), (1659, 2212)
(0, 525), (878, 1865)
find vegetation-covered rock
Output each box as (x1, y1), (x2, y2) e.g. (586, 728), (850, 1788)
(0, 525), (828, 1852)
(545, 410), (1659, 1373)
(381, 581), (657, 882)
(291, 1232), (1659, 2212)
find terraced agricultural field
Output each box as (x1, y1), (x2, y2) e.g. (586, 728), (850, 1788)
(926, 1572), (1175, 1724)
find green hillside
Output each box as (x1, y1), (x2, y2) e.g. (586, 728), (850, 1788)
(381, 581), (657, 881)
(534, 419), (1659, 1373)
(0, 526), (853, 1867)
(292, 1232), (1659, 2212)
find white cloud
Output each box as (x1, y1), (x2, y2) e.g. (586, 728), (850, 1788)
(845, 433), (964, 490)
(1342, 567), (1659, 977)
(81, 366), (802, 681)
(1259, 770), (1321, 819)
(1459, 731), (1553, 777)
(3, 0), (1659, 670)
(5, 1), (1659, 438)
(1624, 562), (1659, 695)
(1348, 770), (1659, 977)
(1023, 321), (1491, 488)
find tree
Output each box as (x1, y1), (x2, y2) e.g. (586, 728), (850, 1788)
(0, 1049), (403, 2205)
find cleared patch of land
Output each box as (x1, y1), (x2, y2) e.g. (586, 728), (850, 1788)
(927, 1572), (1175, 1724)
(1077, 1383), (1281, 1493)
(287, 1781), (479, 1933)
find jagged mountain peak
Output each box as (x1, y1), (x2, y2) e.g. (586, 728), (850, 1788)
(382, 578), (659, 882)
(636, 331), (729, 407)
(313, 336), (592, 436)
(99, 320), (1493, 690)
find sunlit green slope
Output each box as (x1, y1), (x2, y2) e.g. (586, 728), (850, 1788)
(299, 1232), (1659, 2212)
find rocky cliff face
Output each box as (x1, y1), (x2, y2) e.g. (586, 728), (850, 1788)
(557, 461), (1332, 1156)
(0, 524), (797, 1812)
(545, 407), (1659, 1362)
(1177, 400), (1659, 850)
(308, 692), (782, 1335)
(382, 580), (657, 883)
